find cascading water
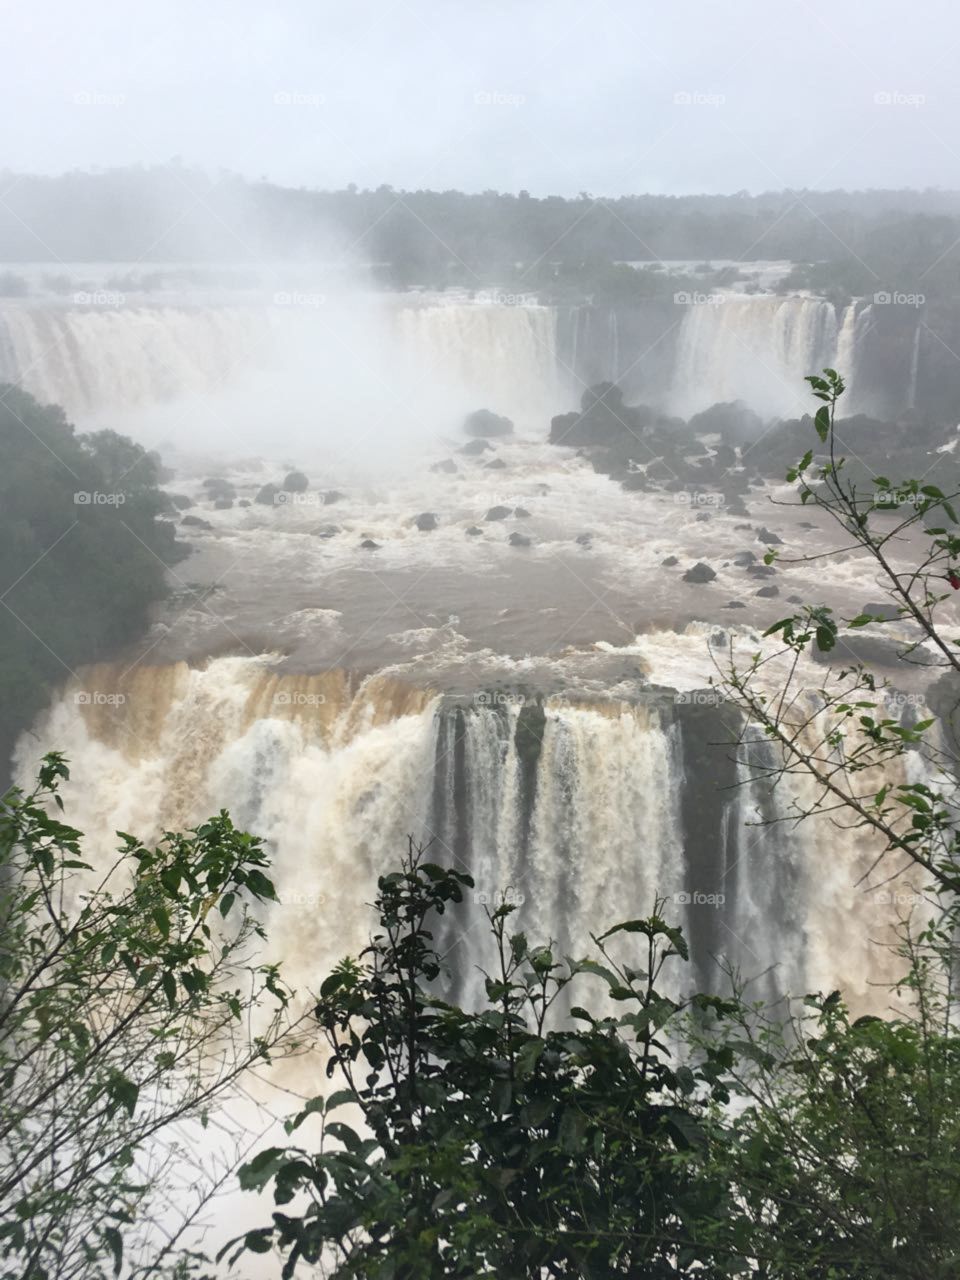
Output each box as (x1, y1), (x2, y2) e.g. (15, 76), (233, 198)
(15, 659), (927, 1014)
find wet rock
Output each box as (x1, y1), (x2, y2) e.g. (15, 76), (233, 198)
(757, 526), (783, 545)
(621, 471), (649, 491)
(486, 505), (512, 521)
(747, 564), (777, 578)
(710, 630), (727, 647)
(360, 538), (380, 550)
(203, 477), (235, 500)
(733, 551), (756, 566)
(688, 400), (763, 447)
(464, 408), (514, 438)
(323, 489), (345, 504)
(683, 562), (717, 583)
(465, 525), (484, 536)
(861, 600), (901, 621)
(311, 524), (339, 538)
(255, 483), (279, 505)
(414, 512), (438, 531)
(283, 470), (309, 492)
(181, 514), (212, 529)
(213, 497), (233, 509)
(661, 555), (679, 567)
(431, 459), (458, 474)
(726, 497), (751, 517)
(725, 600), (747, 609)
(461, 438), (493, 455)
(787, 594), (804, 604)
(575, 532), (592, 546)
(695, 511), (711, 522)
(508, 532), (532, 548)
(756, 585), (780, 597)
(514, 506), (531, 517)
(484, 457), (507, 470)
(169, 493), (193, 510)
(238, 498), (250, 507)
(712, 443), (737, 468)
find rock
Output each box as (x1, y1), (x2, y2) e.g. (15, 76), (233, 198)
(726, 497), (751, 517)
(360, 538), (380, 550)
(683, 562), (717, 583)
(465, 525), (484, 536)
(311, 524), (339, 538)
(486, 505), (512, 521)
(181, 515), (212, 529)
(710, 629), (727, 647)
(213, 497), (233, 509)
(169, 493), (193, 510)
(255, 483), (279, 505)
(203, 477), (235, 499)
(283, 470), (309, 492)
(431, 459), (458, 474)
(461, 438), (493, 455)
(695, 511), (711, 522)
(712, 443), (737, 468)
(787, 594), (804, 604)
(757, 526), (783, 545)
(756, 585), (780, 597)
(484, 457), (507, 470)
(725, 600), (747, 609)
(734, 523), (753, 531)
(661, 555), (679, 567)
(575, 532), (592, 546)
(508, 532), (532, 547)
(323, 489), (345, 504)
(861, 600), (900, 621)
(621, 471), (648, 491)
(748, 564), (777, 578)
(733, 551), (756, 566)
(688, 400), (763, 446)
(414, 512), (438, 531)
(464, 409), (514, 438)
(514, 506), (531, 517)
(238, 498), (250, 507)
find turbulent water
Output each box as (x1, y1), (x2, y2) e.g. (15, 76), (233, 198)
(5, 278), (936, 1020)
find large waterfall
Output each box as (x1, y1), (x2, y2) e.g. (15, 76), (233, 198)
(16, 658), (920, 1015)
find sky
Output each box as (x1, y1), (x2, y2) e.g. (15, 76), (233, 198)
(4, 0), (960, 196)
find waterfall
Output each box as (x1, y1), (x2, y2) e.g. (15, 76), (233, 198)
(670, 294), (841, 418)
(15, 658), (928, 1013)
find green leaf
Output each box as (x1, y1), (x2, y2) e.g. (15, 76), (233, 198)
(814, 406), (830, 442)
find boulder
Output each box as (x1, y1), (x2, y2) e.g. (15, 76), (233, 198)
(484, 458), (507, 470)
(861, 600), (901, 621)
(360, 538), (380, 550)
(661, 555), (679, 567)
(323, 489), (345, 504)
(514, 506), (531, 517)
(431, 459), (458, 474)
(787, 594), (804, 604)
(683, 562), (717, 583)
(203, 477), (235, 499)
(181, 514), (212, 529)
(576, 532), (593, 546)
(756, 585), (780, 598)
(733, 551), (756, 566)
(757, 527), (783, 545)
(213, 497), (233, 510)
(688, 400), (763, 446)
(461, 438), (493, 455)
(748, 564), (777, 578)
(509, 532), (532, 548)
(283, 470), (309, 492)
(464, 409), (514, 438)
(725, 600), (747, 609)
(486, 505), (512, 521)
(311, 524), (339, 539)
(465, 525), (484, 536)
(414, 512), (438, 531)
(238, 498), (250, 508)
(255, 483), (279, 505)
(169, 493), (193, 510)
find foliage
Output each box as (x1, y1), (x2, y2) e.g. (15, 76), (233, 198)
(0, 387), (187, 768)
(231, 841), (745, 1278)
(0, 754), (298, 1278)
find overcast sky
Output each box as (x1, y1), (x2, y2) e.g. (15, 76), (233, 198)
(5, 0), (960, 196)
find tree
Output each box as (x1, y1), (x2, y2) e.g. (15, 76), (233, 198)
(232, 841), (746, 1278)
(0, 754), (300, 1278)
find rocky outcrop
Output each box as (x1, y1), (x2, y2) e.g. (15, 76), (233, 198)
(464, 409), (514, 438)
